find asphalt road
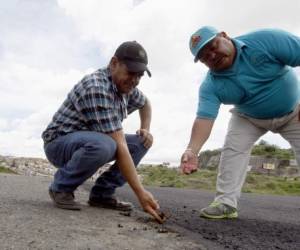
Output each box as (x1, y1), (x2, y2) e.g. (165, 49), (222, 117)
(0, 174), (201, 250)
(113, 185), (300, 250)
(3, 173), (297, 249)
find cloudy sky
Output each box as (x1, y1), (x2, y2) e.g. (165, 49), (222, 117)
(1, 0), (300, 165)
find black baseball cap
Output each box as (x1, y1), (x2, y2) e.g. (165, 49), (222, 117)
(114, 41), (151, 77)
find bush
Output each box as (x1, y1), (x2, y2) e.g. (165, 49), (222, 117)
(245, 175), (256, 184)
(138, 165), (300, 195)
(251, 142), (294, 159)
(265, 182), (276, 189)
(0, 166), (17, 174)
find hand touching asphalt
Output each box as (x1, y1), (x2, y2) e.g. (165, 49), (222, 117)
(136, 129), (153, 149)
(180, 149), (198, 174)
(137, 189), (165, 224)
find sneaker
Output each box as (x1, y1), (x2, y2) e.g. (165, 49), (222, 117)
(49, 189), (81, 210)
(200, 201), (238, 219)
(88, 196), (133, 211)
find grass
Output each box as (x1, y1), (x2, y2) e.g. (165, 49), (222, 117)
(139, 165), (217, 190)
(243, 173), (300, 195)
(0, 166), (17, 174)
(138, 165), (300, 196)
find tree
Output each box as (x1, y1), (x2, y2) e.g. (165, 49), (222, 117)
(258, 140), (267, 146)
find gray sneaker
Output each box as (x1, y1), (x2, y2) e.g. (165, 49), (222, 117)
(200, 201), (238, 219)
(49, 189), (81, 210)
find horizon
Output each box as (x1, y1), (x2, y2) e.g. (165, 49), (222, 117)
(0, 139), (294, 168)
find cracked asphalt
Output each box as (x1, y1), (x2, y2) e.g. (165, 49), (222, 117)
(115, 185), (300, 250)
(0, 174), (200, 250)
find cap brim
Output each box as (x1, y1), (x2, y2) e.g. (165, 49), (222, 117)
(193, 34), (217, 63)
(123, 60), (152, 77)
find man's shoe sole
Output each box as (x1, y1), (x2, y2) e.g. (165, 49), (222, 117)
(200, 210), (238, 219)
(49, 190), (81, 211)
(88, 200), (133, 212)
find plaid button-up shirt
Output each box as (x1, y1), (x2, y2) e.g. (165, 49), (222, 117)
(42, 67), (146, 144)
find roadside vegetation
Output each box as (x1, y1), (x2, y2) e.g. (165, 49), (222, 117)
(0, 166), (17, 174)
(139, 139), (299, 196)
(199, 140), (295, 163)
(138, 165), (300, 195)
(251, 140), (295, 159)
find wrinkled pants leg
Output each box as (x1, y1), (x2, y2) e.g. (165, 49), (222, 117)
(278, 105), (300, 166)
(44, 131), (117, 193)
(214, 113), (266, 208)
(90, 134), (148, 199)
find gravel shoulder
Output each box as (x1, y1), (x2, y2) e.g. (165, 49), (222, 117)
(0, 174), (201, 250)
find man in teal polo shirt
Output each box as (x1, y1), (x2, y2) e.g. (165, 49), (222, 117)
(180, 26), (300, 219)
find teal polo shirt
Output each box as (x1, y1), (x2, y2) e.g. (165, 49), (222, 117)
(197, 29), (300, 119)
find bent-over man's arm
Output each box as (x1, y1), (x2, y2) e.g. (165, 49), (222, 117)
(187, 118), (215, 154)
(180, 118), (214, 174)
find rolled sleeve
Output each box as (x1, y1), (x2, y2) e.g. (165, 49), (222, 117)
(196, 81), (221, 120)
(127, 88), (146, 114)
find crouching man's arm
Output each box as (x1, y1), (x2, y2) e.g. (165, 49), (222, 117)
(108, 129), (163, 223)
(136, 97), (153, 148)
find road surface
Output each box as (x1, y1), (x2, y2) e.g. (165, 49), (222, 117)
(112, 185), (300, 250)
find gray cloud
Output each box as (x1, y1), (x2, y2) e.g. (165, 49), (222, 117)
(203, 0), (300, 35)
(0, 0), (104, 71)
(1, 0), (299, 160)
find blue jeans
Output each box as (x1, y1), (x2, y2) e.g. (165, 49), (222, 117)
(44, 131), (148, 199)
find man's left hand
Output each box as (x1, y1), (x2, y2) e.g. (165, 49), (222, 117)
(136, 129), (153, 148)
(180, 150), (198, 174)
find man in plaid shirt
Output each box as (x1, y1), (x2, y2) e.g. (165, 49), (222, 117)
(42, 41), (163, 223)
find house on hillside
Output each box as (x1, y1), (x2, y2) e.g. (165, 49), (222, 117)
(198, 151), (300, 177)
(248, 156), (299, 177)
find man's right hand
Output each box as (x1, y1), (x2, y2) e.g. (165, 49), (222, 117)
(180, 149), (198, 174)
(137, 189), (164, 224)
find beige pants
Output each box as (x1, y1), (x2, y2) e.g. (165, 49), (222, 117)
(215, 105), (300, 208)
